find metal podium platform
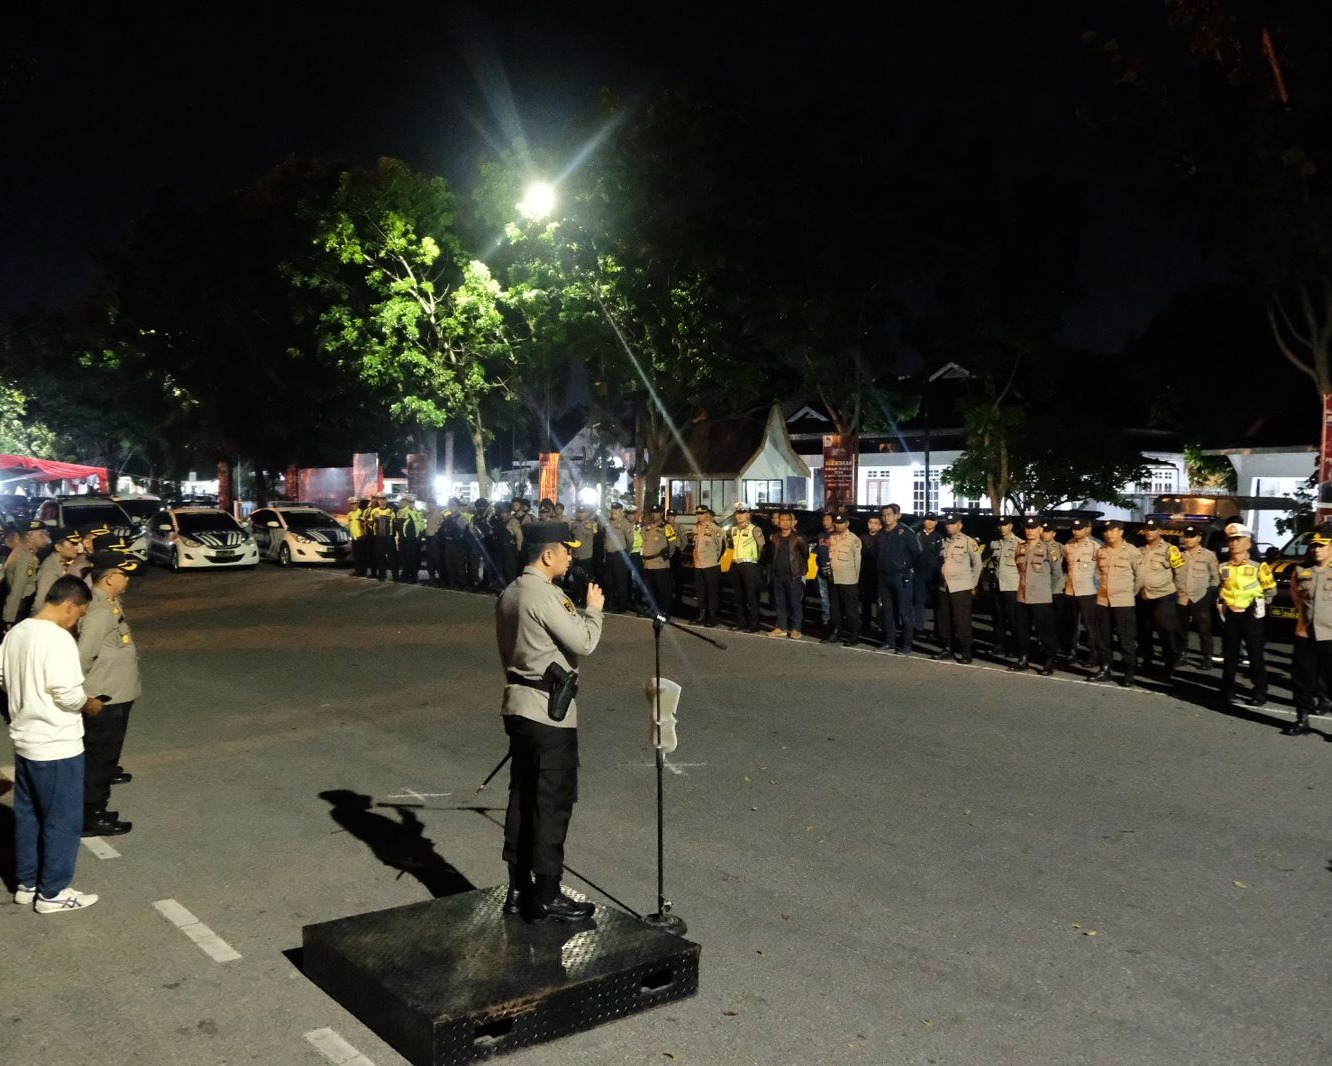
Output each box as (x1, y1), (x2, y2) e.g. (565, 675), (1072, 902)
(302, 886), (701, 1064)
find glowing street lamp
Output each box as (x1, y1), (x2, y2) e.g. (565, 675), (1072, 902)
(516, 180), (556, 222)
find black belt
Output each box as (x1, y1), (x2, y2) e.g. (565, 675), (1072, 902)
(507, 672), (555, 693)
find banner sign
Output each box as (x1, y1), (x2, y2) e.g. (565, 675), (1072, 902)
(1319, 392), (1332, 516)
(217, 461), (232, 514)
(539, 452), (560, 506)
(822, 434), (857, 510)
(406, 453), (430, 499)
(352, 453), (381, 501)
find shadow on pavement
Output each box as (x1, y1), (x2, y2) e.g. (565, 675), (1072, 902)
(318, 788), (476, 900)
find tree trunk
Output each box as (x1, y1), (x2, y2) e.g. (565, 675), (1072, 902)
(443, 429), (455, 497)
(470, 407), (491, 497)
(414, 426), (439, 485)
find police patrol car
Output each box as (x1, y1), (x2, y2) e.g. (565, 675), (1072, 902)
(146, 507), (259, 570)
(247, 504), (351, 566)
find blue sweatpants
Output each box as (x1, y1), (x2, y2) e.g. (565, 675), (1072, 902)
(13, 752), (85, 898)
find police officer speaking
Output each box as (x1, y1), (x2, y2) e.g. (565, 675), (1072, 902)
(495, 520), (604, 921)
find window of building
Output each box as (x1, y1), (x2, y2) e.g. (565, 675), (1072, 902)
(667, 479), (696, 514)
(742, 479), (783, 506)
(1137, 465), (1179, 495)
(912, 469), (940, 515)
(698, 479), (733, 513)
(863, 468), (891, 508)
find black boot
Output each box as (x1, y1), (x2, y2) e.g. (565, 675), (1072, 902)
(528, 875), (594, 921)
(1008, 657), (1029, 673)
(1281, 709), (1313, 737)
(1085, 667), (1111, 683)
(82, 804), (132, 837)
(503, 865), (532, 915)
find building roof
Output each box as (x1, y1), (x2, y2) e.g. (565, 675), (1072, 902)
(658, 403), (811, 479)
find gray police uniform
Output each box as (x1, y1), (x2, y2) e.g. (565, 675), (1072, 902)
(3, 548), (38, 627)
(1060, 534), (1100, 660)
(1013, 535), (1060, 669)
(1292, 562), (1332, 724)
(1180, 543), (1221, 665)
(78, 586), (142, 818)
(989, 531), (1021, 654)
(936, 529), (982, 660)
(496, 565), (603, 879)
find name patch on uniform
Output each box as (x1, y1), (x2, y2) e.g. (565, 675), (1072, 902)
(562, 598), (576, 615)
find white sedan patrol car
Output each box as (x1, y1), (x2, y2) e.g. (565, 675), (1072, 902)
(248, 504), (351, 566)
(146, 507), (259, 570)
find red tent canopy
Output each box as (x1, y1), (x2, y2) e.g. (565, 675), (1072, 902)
(0, 453), (109, 492)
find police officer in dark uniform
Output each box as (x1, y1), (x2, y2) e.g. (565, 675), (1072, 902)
(496, 520), (604, 921)
(914, 512), (944, 642)
(873, 504), (921, 654)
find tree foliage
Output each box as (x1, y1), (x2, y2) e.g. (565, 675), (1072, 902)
(1083, 0), (1332, 396)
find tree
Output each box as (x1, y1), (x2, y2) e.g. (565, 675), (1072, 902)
(1083, 1), (1332, 400)
(297, 158), (520, 493)
(912, 163), (1091, 512)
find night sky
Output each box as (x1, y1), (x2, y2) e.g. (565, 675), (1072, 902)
(3, 1), (1206, 351)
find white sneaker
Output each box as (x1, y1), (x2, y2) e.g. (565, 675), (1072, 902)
(14, 885), (35, 906)
(767, 628), (788, 638)
(35, 887), (98, 914)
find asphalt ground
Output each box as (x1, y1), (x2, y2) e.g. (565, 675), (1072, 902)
(3, 565), (1331, 1066)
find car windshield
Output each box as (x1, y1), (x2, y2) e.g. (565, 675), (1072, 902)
(64, 503), (134, 529)
(176, 512), (241, 534)
(280, 510), (338, 530)
(117, 499), (161, 521)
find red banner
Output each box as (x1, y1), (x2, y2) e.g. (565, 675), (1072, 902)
(406, 453), (429, 498)
(217, 460), (233, 514)
(1319, 392), (1332, 516)
(539, 452), (560, 506)
(352, 453), (381, 501)
(822, 434), (857, 510)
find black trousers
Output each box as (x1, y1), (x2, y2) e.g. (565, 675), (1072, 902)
(645, 568), (673, 619)
(502, 716), (578, 879)
(1291, 636), (1332, 712)
(424, 535), (442, 582)
(1181, 591), (1216, 663)
(352, 536), (372, 576)
(1093, 604), (1137, 674)
(829, 582), (860, 641)
(878, 574), (915, 650)
(1137, 595), (1183, 666)
(605, 552), (631, 611)
(373, 535), (397, 581)
(694, 565), (721, 623)
(1221, 604), (1267, 700)
(397, 536), (421, 582)
(1013, 600), (1058, 664)
(1060, 594), (1097, 659)
(993, 589), (1018, 654)
(935, 587), (974, 657)
(732, 562), (762, 630)
(83, 700), (133, 811)
(443, 539), (466, 588)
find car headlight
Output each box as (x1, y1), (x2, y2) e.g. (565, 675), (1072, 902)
(289, 533), (311, 544)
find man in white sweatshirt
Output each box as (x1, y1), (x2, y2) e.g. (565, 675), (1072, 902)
(1, 576), (105, 913)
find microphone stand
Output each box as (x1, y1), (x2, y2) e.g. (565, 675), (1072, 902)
(646, 612), (725, 937)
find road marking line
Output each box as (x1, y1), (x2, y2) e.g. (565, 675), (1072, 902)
(152, 898), (242, 963)
(382, 788), (453, 803)
(81, 836), (120, 859)
(304, 1027), (378, 1065)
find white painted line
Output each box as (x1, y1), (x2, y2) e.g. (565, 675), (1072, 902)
(381, 789), (453, 803)
(304, 1027), (378, 1066)
(152, 898), (242, 963)
(81, 836), (120, 860)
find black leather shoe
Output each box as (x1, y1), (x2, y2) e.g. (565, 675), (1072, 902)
(1037, 663), (1054, 676)
(930, 649), (950, 660)
(1008, 658), (1028, 672)
(820, 636), (839, 645)
(1085, 668), (1111, 683)
(503, 886), (526, 915)
(82, 815), (132, 837)
(957, 656), (973, 664)
(1281, 713), (1312, 737)
(110, 771), (133, 785)
(529, 892), (594, 922)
